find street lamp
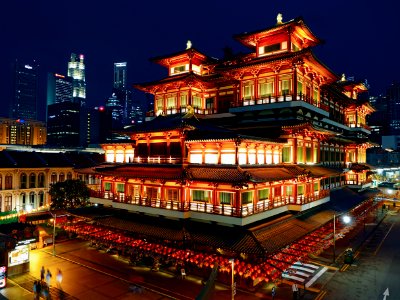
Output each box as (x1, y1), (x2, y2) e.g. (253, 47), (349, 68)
(49, 211), (56, 256)
(333, 213), (351, 263)
(229, 258), (235, 300)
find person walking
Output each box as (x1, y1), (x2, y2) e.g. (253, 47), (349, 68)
(292, 282), (299, 300)
(46, 269), (52, 287)
(271, 286), (276, 300)
(40, 266), (45, 281)
(56, 269), (63, 288)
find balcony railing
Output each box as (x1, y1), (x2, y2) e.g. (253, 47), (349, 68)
(232, 93), (329, 112)
(90, 189), (330, 218)
(346, 122), (371, 131)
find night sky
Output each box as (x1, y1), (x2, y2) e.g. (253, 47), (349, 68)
(1, 0), (399, 121)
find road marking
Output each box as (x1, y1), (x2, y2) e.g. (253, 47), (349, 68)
(306, 267), (328, 288)
(374, 223), (394, 256)
(383, 287), (389, 300)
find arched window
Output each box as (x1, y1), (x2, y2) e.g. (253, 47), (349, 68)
(29, 173), (36, 188)
(20, 173), (27, 189)
(4, 194), (12, 211)
(0, 195), (2, 212)
(21, 193), (26, 209)
(51, 172), (57, 184)
(38, 191), (44, 207)
(29, 192), (35, 209)
(59, 173), (65, 182)
(0, 175), (2, 190)
(38, 173), (45, 188)
(5, 174), (12, 190)
(67, 172), (73, 180)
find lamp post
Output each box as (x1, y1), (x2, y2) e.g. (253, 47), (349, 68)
(333, 213), (351, 263)
(49, 211), (56, 256)
(229, 258), (235, 300)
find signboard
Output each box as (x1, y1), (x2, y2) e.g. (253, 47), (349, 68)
(0, 266), (6, 288)
(8, 245), (29, 267)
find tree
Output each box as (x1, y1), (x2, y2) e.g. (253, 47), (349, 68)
(49, 179), (90, 209)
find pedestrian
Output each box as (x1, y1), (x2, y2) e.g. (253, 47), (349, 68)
(180, 268), (186, 279)
(271, 286), (276, 300)
(33, 280), (38, 299)
(40, 266), (45, 281)
(56, 269), (63, 288)
(46, 269), (52, 287)
(292, 282), (299, 300)
(36, 281), (42, 300)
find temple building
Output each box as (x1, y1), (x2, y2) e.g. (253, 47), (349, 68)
(80, 15), (375, 227)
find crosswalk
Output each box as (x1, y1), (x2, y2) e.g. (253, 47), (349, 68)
(282, 261), (328, 288)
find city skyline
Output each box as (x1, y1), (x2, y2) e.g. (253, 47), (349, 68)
(1, 1), (400, 121)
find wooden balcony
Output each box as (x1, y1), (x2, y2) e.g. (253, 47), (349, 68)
(89, 189), (330, 218)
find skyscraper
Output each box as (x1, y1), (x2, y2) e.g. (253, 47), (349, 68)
(113, 62), (133, 126)
(68, 53), (86, 106)
(47, 73), (73, 106)
(67, 53), (87, 147)
(46, 72), (79, 147)
(10, 60), (39, 120)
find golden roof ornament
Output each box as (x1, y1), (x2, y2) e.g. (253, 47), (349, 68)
(277, 13), (283, 25)
(186, 40), (192, 50)
(341, 73), (346, 81)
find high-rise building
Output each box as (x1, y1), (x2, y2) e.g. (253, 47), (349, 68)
(46, 73), (76, 146)
(67, 53), (88, 147)
(47, 101), (80, 147)
(10, 60), (39, 120)
(0, 118), (46, 145)
(67, 53), (86, 106)
(46, 73), (73, 106)
(105, 93), (123, 130)
(113, 62), (133, 126)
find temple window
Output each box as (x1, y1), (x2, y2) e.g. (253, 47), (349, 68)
(243, 81), (254, 100)
(241, 191), (253, 205)
(297, 79), (303, 95)
(205, 97), (214, 110)
(156, 97), (164, 111)
(282, 146), (291, 163)
(180, 93), (188, 107)
(238, 148), (247, 165)
(171, 64), (188, 75)
(313, 87), (319, 103)
(248, 149), (256, 164)
(167, 189), (179, 201)
(273, 150), (280, 164)
(297, 185), (304, 196)
(305, 142), (312, 163)
(220, 150), (235, 165)
(115, 150), (124, 163)
(167, 94), (177, 109)
(258, 188), (269, 201)
(189, 150), (202, 164)
(192, 94), (202, 108)
(106, 150), (114, 162)
(192, 64), (201, 74)
(314, 182), (319, 192)
(279, 77), (292, 96)
(219, 192), (233, 205)
(257, 149), (265, 165)
(104, 182), (112, 191)
(205, 150), (218, 164)
(146, 187), (159, 199)
(259, 79), (274, 97)
(259, 42), (286, 56)
(286, 186), (293, 197)
(116, 183), (125, 193)
(297, 141), (304, 163)
(192, 190), (211, 202)
(125, 149), (134, 163)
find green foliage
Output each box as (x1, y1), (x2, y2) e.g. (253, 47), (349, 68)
(49, 179), (90, 209)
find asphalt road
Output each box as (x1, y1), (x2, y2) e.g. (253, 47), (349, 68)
(323, 209), (400, 300)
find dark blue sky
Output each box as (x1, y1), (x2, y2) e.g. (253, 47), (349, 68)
(1, 0), (399, 121)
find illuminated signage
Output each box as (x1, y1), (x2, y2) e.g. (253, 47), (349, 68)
(8, 245), (29, 267)
(55, 73), (65, 78)
(24, 65), (32, 69)
(115, 62), (127, 67)
(0, 266), (6, 289)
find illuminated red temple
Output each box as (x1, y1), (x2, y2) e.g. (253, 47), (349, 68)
(79, 15), (374, 228)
